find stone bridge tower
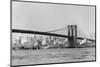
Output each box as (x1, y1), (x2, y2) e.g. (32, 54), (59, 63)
(68, 25), (77, 48)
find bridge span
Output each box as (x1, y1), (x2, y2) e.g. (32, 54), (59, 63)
(12, 25), (95, 48)
(12, 29), (95, 42)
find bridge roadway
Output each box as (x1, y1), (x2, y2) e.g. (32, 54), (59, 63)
(12, 29), (95, 42)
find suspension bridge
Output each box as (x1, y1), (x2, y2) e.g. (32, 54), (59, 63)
(12, 25), (95, 48)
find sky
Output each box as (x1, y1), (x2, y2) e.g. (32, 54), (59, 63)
(12, 1), (95, 38)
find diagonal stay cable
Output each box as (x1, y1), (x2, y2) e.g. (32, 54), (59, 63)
(77, 27), (87, 38)
(46, 26), (67, 32)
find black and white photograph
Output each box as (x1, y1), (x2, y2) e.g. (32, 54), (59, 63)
(11, 0), (96, 66)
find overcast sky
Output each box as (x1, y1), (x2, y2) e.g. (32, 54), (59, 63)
(12, 1), (95, 37)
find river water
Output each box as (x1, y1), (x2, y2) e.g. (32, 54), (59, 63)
(12, 47), (95, 66)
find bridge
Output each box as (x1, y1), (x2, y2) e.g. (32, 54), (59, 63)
(12, 25), (95, 48)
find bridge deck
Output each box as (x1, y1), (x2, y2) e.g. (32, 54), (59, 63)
(12, 29), (95, 41)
